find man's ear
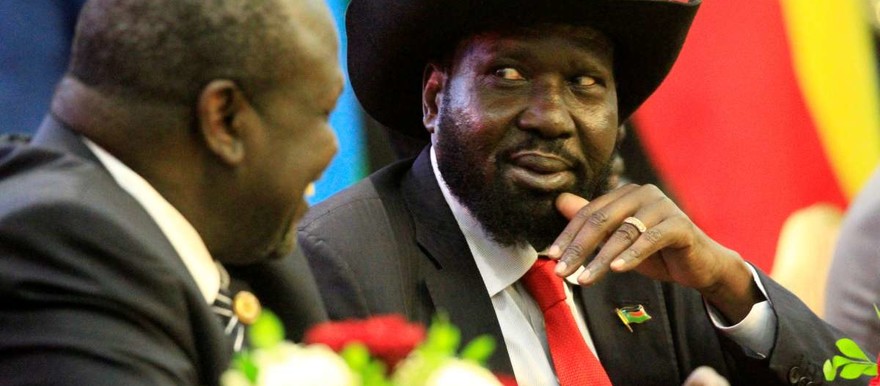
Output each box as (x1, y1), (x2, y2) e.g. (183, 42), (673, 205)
(197, 80), (250, 166)
(422, 63), (447, 134)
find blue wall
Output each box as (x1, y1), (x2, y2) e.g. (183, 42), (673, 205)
(310, 0), (366, 204)
(0, 1), (85, 134)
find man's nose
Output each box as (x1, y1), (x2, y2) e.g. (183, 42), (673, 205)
(517, 79), (576, 138)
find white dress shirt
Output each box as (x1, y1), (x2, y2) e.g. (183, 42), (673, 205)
(83, 138), (220, 304)
(429, 148), (776, 386)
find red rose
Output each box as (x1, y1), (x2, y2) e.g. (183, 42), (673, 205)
(304, 314), (426, 369)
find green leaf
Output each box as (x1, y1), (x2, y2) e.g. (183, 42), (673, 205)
(360, 360), (390, 386)
(823, 359), (836, 381)
(833, 355), (854, 368)
(823, 307), (880, 381)
(837, 338), (870, 361)
(340, 344), (393, 386)
(419, 313), (460, 357)
(839, 363), (874, 380)
(460, 335), (496, 364)
(248, 311), (285, 350)
(232, 351), (259, 384)
(341, 343), (371, 371)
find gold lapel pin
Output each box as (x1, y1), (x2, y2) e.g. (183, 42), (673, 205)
(615, 304), (652, 333)
(233, 290), (262, 325)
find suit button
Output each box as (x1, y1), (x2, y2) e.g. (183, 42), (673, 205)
(788, 367), (801, 384)
(797, 378), (815, 386)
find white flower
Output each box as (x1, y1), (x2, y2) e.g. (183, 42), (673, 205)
(425, 359), (502, 386)
(222, 343), (356, 386)
(220, 371), (252, 386)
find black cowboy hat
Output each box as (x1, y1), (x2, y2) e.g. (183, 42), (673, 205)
(346, 0), (701, 141)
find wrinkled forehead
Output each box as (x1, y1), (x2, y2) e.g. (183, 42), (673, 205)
(442, 23), (613, 66)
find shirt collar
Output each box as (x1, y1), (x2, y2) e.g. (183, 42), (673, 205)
(83, 138), (220, 303)
(429, 147), (584, 296)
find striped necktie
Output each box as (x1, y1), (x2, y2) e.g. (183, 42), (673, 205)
(212, 263), (245, 353)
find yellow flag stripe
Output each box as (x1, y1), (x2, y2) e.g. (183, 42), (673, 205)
(780, 0), (880, 198)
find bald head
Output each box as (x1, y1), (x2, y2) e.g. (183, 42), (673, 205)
(69, 0), (330, 108)
(53, 0), (342, 265)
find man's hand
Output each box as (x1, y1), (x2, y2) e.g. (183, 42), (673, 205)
(682, 367), (730, 386)
(546, 185), (763, 323)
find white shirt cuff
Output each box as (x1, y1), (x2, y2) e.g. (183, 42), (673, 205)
(705, 263), (776, 358)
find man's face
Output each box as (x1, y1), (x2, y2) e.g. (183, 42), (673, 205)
(430, 24), (619, 250)
(243, 1), (342, 261)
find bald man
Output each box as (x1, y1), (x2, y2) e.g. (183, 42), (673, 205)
(0, 0), (341, 384)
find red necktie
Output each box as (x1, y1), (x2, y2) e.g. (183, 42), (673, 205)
(520, 258), (613, 386)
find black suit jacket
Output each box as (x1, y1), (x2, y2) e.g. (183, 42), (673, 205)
(0, 118), (326, 385)
(299, 148), (859, 385)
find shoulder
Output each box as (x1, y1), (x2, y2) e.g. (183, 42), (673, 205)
(297, 157), (422, 288)
(0, 144), (200, 317)
(299, 157), (415, 236)
(0, 143), (119, 211)
(297, 157), (433, 320)
(1, 145), (154, 247)
(837, 167), (880, 239)
(0, 146), (213, 384)
(829, 167), (880, 272)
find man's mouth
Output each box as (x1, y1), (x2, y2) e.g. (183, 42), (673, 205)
(507, 151), (576, 192)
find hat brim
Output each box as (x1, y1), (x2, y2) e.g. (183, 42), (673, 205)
(347, 0), (701, 140)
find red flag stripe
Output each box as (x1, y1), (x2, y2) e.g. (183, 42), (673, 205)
(634, 1), (847, 271)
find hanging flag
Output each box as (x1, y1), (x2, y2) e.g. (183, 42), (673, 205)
(779, 0), (880, 198)
(634, 0), (879, 272)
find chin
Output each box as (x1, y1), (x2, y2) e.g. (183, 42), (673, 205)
(215, 252), (264, 266)
(292, 198), (310, 224)
(268, 239), (297, 260)
(268, 216), (299, 260)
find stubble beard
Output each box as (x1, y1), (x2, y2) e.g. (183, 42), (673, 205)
(435, 111), (613, 251)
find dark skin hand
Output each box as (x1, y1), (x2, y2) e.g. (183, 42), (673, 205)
(545, 185), (764, 324)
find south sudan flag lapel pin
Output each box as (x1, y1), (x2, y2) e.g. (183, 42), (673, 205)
(615, 305), (652, 332)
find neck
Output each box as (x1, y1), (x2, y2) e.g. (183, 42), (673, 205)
(51, 76), (220, 256)
(51, 76), (191, 152)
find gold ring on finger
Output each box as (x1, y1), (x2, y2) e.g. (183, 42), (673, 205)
(623, 216), (647, 234)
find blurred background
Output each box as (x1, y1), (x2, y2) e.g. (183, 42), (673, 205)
(2, 0), (878, 296)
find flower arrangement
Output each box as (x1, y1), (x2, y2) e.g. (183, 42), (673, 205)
(823, 305), (879, 383)
(221, 312), (517, 386)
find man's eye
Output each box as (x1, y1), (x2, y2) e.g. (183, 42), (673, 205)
(573, 75), (598, 87)
(494, 67), (524, 80)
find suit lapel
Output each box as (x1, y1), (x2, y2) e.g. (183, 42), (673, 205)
(401, 148), (514, 375)
(31, 118), (208, 301)
(578, 272), (680, 385)
(31, 116), (232, 385)
(397, 148), (683, 380)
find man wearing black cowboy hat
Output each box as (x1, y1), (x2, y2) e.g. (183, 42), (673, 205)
(299, 0), (854, 385)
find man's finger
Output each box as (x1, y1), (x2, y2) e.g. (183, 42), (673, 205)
(547, 185), (638, 261)
(580, 215), (652, 285)
(556, 192), (589, 220)
(542, 192), (590, 260)
(682, 366), (730, 386)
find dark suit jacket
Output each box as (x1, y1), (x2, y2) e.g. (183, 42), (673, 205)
(299, 148), (858, 386)
(0, 117), (326, 385)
